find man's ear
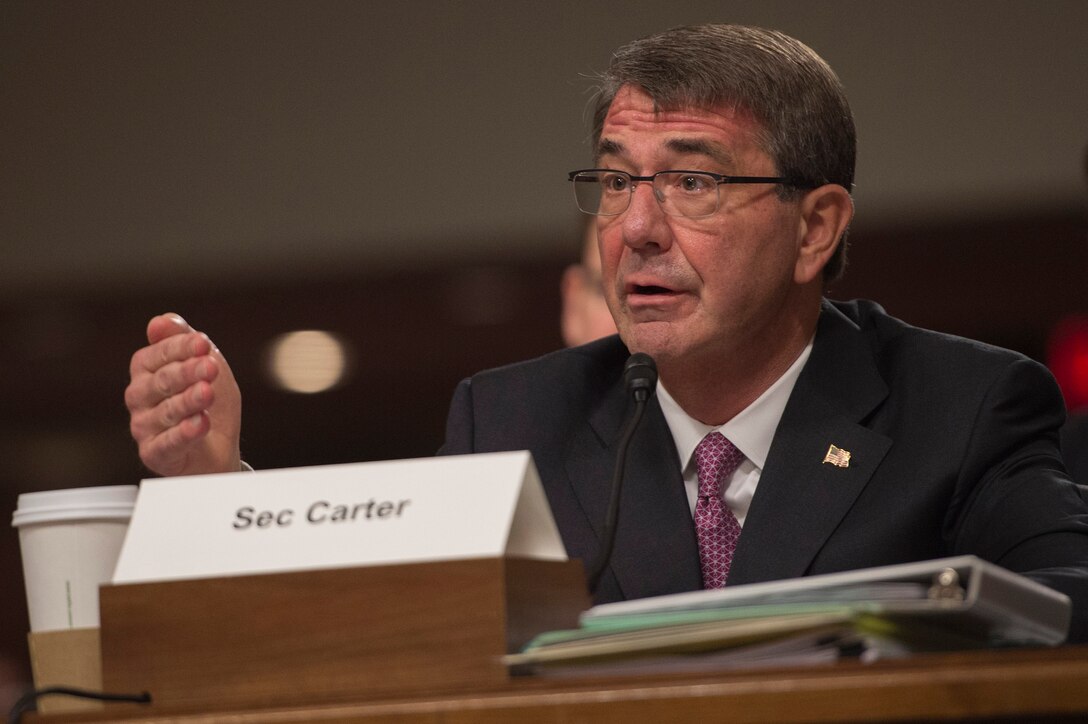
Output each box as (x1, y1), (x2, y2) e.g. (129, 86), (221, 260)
(794, 184), (854, 284)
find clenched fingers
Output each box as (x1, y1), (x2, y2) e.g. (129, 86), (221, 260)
(126, 317), (219, 468)
(136, 409), (214, 478)
(128, 368), (217, 436)
(125, 314), (243, 476)
(125, 349), (219, 414)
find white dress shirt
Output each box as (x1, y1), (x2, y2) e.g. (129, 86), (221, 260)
(656, 340), (813, 525)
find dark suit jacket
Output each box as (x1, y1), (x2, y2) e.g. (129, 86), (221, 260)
(439, 299), (1088, 642)
(1062, 412), (1088, 486)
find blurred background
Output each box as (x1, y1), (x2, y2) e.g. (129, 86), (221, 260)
(1, 0), (1086, 704)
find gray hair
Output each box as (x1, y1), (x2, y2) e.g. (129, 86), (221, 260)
(591, 24), (856, 280)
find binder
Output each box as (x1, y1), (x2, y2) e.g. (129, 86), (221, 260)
(506, 556), (1070, 670)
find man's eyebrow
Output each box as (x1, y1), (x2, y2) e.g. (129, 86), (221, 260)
(665, 138), (734, 167)
(595, 138), (624, 162)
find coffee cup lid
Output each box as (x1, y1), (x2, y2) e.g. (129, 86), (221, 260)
(12, 485), (139, 527)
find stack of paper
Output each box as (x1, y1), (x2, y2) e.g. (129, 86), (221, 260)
(504, 556), (1070, 674)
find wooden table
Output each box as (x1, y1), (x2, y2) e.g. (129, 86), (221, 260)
(27, 645), (1088, 723)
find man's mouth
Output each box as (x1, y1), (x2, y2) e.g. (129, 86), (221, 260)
(627, 283), (679, 297)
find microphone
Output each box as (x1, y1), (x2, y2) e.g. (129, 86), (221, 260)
(586, 353), (658, 594)
(623, 352), (657, 403)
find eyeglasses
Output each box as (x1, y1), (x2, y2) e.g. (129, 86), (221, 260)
(568, 169), (816, 218)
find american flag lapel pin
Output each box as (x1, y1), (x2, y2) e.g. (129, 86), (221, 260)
(823, 444), (851, 468)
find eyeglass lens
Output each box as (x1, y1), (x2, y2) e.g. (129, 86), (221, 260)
(572, 171), (720, 218)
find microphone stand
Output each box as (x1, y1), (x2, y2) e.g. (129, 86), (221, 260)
(586, 354), (656, 594)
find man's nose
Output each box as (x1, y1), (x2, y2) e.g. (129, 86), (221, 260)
(622, 182), (671, 251)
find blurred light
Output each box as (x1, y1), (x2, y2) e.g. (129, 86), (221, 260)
(266, 330), (349, 393)
(1048, 315), (1088, 412)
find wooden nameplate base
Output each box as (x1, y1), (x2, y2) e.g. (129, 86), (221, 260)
(98, 557), (589, 710)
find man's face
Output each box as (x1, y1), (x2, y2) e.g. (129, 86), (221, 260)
(597, 85), (808, 369)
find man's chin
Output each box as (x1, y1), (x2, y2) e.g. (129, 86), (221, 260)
(617, 321), (685, 363)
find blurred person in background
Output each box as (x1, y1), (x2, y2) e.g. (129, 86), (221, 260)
(560, 218), (618, 347)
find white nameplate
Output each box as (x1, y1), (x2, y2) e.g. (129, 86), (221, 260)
(112, 451), (566, 584)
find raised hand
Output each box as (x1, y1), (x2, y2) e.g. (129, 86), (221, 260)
(125, 314), (243, 476)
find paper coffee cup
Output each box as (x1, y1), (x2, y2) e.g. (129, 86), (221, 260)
(12, 485), (138, 632)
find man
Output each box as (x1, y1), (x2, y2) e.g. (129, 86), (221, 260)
(126, 25), (1088, 642)
(560, 218), (618, 347)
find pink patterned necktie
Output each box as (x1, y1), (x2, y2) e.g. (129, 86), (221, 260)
(693, 431), (745, 588)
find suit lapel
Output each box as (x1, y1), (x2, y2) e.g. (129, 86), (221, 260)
(729, 301), (893, 585)
(565, 373), (702, 601)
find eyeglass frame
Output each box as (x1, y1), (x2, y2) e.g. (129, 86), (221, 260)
(567, 168), (819, 218)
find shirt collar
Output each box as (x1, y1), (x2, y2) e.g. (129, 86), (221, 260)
(656, 338), (814, 473)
